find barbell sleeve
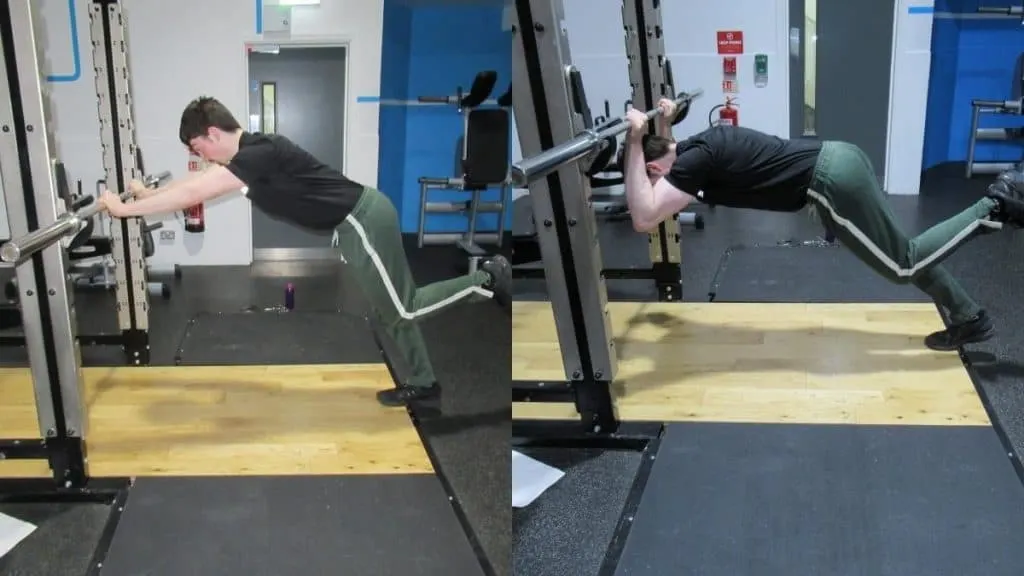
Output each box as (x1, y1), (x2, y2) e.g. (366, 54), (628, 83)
(511, 89), (703, 187)
(0, 217), (82, 265)
(0, 171), (171, 265)
(977, 5), (1022, 14)
(509, 134), (602, 189)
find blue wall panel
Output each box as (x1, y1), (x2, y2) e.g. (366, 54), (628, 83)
(924, 0), (1024, 169)
(380, 2), (511, 234)
(378, 1), (413, 214)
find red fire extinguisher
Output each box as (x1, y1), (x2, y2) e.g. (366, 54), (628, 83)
(709, 97), (739, 127)
(184, 153), (206, 233)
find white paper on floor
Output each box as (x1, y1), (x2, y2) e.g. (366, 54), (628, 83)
(0, 512), (35, 559)
(512, 450), (565, 508)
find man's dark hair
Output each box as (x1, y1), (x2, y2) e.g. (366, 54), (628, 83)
(179, 96), (242, 146)
(615, 134), (675, 173)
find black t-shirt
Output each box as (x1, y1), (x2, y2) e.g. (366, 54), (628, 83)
(665, 126), (822, 212)
(224, 132), (365, 230)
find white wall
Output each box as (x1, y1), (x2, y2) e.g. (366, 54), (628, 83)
(660, 0), (791, 139)
(561, 0), (790, 143)
(30, 0), (382, 268)
(885, 1), (934, 196)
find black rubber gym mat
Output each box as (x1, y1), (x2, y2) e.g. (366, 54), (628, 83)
(513, 447), (643, 576)
(0, 501), (114, 576)
(398, 301), (512, 576)
(710, 243), (931, 303)
(99, 475), (484, 576)
(174, 310), (382, 365)
(615, 422), (1024, 576)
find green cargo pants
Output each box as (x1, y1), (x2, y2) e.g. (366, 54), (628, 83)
(805, 141), (1001, 324)
(332, 186), (493, 387)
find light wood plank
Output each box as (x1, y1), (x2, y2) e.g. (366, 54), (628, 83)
(512, 302), (988, 426)
(0, 364), (432, 478)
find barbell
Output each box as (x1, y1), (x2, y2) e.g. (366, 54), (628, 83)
(0, 170), (171, 265)
(510, 89), (703, 187)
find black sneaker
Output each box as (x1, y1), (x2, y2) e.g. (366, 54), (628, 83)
(986, 169), (1024, 226)
(924, 310), (994, 351)
(482, 255), (511, 311)
(376, 382), (441, 407)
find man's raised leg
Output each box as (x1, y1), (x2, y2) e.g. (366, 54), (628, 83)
(805, 142), (1008, 350)
(334, 187), (510, 407)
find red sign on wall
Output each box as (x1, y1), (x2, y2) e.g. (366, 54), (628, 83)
(717, 30), (744, 54)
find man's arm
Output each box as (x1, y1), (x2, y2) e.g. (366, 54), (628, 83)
(117, 165), (245, 218)
(623, 139), (695, 233)
(655, 96), (676, 140)
(656, 114), (673, 139)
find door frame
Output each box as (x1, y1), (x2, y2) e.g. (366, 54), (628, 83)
(786, 0), (900, 187)
(242, 37), (351, 262)
(882, 0), (904, 195)
(776, 0), (792, 139)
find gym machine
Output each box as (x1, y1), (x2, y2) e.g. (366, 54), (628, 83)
(1, 0), (164, 362)
(416, 71), (512, 272)
(965, 97), (1023, 178)
(88, 0), (159, 365)
(0, 0), (162, 365)
(0, 0), (147, 505)
(63, 175), (171, 298)
(510, 0), (703, 302)
(509, 0), (701, 439)
(1, 161), (172, 346)
(960, 7), (1024, 177)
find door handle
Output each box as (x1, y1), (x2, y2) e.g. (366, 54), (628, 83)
(789, 27), (800, 58)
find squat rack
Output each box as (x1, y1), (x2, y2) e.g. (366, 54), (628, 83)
(510, 0), (699, 441)
(0, 0), (154, 365)
(0, 0), (146, 505)
(510, 0), (619, 439)
(511, 0), (701, 302)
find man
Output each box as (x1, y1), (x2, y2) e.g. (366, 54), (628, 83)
(99, 96), (511, 407)
(621, 97), (1024, 351)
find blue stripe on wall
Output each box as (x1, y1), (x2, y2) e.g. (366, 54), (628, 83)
(908, 6), (935, 14)
(46, 0), (81, 83)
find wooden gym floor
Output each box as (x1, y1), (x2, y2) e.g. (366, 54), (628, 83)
(0, 363), (433, 478)
(512, 301), (988, 426)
